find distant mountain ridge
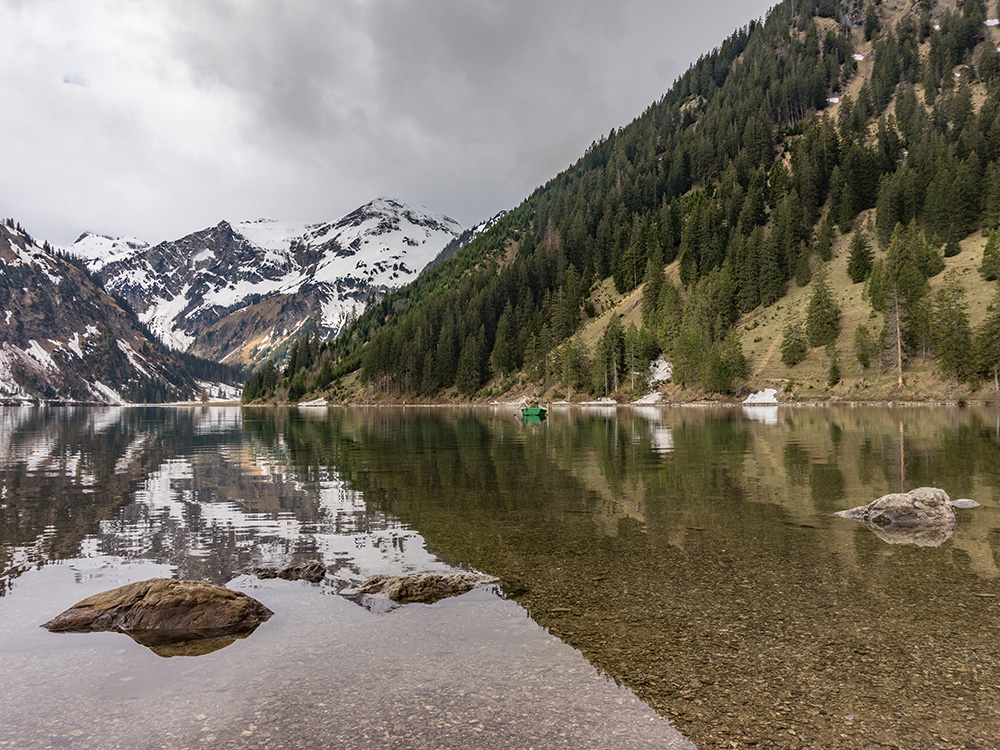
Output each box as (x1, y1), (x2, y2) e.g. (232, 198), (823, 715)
(68, 198), (464, 366)
(0, 221), (205, 403)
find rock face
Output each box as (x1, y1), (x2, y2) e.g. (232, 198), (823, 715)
(0, 223), (202, 404)
(68, 198), (464, 367)
(837, 487), (957, 528)
(41, 579), (273, 652)
(351, 573), (494, 605)
(250, 562), (326, 583)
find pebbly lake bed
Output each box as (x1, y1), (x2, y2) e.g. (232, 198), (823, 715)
(0, 404), (998, 749)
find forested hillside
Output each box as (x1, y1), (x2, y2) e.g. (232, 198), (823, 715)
(245, 0), (1000, 404)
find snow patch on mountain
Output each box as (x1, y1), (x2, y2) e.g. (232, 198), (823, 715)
(70, 233), (150, 272)
(66, 198), (464, 365)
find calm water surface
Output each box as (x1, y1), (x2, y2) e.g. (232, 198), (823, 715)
(1, 405), (999, 749)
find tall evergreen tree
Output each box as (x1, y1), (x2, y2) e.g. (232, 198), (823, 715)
(815, 216), (834, 262)
(641, 254), (664, 329)
(847, 228), (874, 283)
(781, 320), (809, 366)
(657, 280), (684, 353)
(490, 303), (518, 379)
(456, 326), (486, 396)
(869, 225), (930, 387)
(974, 289), (1000, 390)
(980, 228), (1000, 281)
(805, 272), (842, 347)
(932, 271), (973, 384)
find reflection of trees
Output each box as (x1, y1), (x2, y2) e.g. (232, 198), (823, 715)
(310, 405), (1000, 750)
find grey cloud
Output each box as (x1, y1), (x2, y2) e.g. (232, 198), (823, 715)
(1, 0), (775, 245)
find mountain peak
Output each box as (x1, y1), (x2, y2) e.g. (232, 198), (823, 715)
(67, 200), (465, 366)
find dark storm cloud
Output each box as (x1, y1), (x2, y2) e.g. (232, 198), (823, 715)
(0, 0), (774, 245)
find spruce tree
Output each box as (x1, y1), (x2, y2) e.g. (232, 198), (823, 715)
(559, 340), (589, 400)
(854, 324), (874, 373)
(864, 4), (879, 41)
(490, 303), (517, 379)
(657, 281), (683, 352)
(641, 254), (664, 329)
(847, 228), (874, 283)
(456, 326), (486, 397)
(870, 225), (930, 387)
(781, 320), (809, 366)
(980, 229), (1000, 281)
(815, 217), (834, 262)
(974, 290), (1000, 390)
(932, 272), (972, 385)
(828, 348), (841, 387)
(805, 272), (841, 347)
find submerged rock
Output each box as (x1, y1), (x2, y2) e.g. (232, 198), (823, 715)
(41, 578), (272, 655)
(837, 487), (956, 528)
(345, 573), (495, 607)
(250, 562), (326, 583)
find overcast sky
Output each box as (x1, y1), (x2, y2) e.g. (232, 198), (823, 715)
(1, 0), (775, 246)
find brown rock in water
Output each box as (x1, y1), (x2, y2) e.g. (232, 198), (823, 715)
(250, 562), (326, 583)
(41, 578), (273, 646)
(837, 487), (956, 528)
(355, 573), (493, 604)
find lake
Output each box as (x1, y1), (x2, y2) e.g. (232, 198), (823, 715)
(0, 405), (998, 749)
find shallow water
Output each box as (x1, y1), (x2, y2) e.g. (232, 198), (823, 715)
(1, 405), (999, 749)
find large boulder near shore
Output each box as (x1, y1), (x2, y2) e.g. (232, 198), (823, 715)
(348, 573), (495, 606)
(837, 487), (956, 529)
(41, 579), (273, 654)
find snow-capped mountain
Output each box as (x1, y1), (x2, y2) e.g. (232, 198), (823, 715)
(68, 198), (463, 366)
(0, 221), (203, 404)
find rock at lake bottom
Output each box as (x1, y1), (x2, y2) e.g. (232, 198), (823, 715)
(250, 562), (326, 583)
(348, 573), (495, 605)
(41, 579), (273, 656)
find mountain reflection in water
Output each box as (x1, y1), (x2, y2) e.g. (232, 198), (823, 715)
(0, 406), (695, 750)
(0, 405), (998, 749)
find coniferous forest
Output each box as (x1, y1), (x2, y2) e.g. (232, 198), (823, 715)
(244, 0), (1000, 404)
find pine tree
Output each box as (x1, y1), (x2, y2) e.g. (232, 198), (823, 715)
(815, 216), (834, 262)
(805, 272), (841, 347)
(864, 3), (879, 41)
(854, 324), (874, 373)
(980, 228), (1000, 281)
(870, 225), (930, 387)
(828, 348), (841, 387)
(932, 271), (972, 385)
(490, 303), (517, 379)
(847, 228), (874, 283)
(592, 316), (626, 396)
(974, 290), (1000, 390)
(781, 320), (809, 366)
(657, 281), (683, 353)
(455, 326), (486, 396)
(641, 254), (664, 329)
(559, 339), (589, 400)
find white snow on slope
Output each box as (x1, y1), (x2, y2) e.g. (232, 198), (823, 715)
(65, 198), (465, 355)
(69, 233), (150, 273)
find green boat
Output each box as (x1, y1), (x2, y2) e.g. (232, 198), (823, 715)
(521, 406), (547, 419)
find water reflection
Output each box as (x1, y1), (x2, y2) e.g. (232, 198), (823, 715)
(0, 405), (695, 750)
(0, 407), (457, 599)
(1, 405), (999, 749)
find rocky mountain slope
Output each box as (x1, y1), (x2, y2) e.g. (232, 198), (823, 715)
(0, 221), (202, 403)
(69, 198), (463, 367)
